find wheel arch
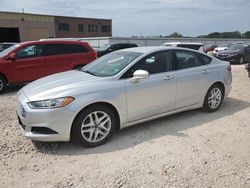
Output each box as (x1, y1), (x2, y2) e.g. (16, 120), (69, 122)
(70, 101), (121, 140)
(0, 72), (8, 84)
(207, 81), (225, 99)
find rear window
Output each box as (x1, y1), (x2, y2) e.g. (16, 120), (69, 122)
(198, 53), (212, 65)
(177, 44), (202, 50)
(43, 44), (89, 56)
(68, 44), (89, 53)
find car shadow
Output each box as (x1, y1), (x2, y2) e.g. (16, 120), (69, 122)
(1, 85), (24, 96)
(32, 97), (250, 155)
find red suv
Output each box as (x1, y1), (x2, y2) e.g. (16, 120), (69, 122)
(0, 40), (97, 93)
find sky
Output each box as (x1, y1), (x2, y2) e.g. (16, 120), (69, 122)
(0, 0), (250, 37)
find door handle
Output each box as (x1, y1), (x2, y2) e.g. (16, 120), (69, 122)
(163, 75), (174, 80)
(202, 70), (209, 74)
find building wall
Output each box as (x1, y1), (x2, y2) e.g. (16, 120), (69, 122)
(0, 12), (55, 41)
(54, 16), (112, 38)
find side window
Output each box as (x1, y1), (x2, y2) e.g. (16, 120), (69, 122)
(43, 44), (69, 56)
(68, 44), (88, 53)
(198, 53), (212, 65)
(16, 45), (42, 59)
(122, 51), (173, 78)
(175, 50), (203, 70)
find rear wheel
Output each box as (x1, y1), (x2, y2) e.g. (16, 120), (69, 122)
(0, 75), (7, 94)
(71, 105), (116, 147)
(203, 84), (224, 112)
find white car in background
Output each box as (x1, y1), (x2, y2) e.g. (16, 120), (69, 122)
(162, 42), (204, 52)
(213, 43), (233, 56)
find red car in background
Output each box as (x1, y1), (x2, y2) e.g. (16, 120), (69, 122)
(0, 40), (97, 93)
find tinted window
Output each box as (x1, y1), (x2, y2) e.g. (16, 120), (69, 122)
(43, 44), (69, 56)
(78, 24), (84, 32)
(88, 25), (98, 32)
(101, 25), (111, 32)
(175, 50), (203, 69)
(58, 23), (69, 31)
(16, 45), (43, 59)
(68, 44), (88, 53)
(198, 53), (212, 65)
(122, 51), (173, 78)
(177, 44), (202, 50)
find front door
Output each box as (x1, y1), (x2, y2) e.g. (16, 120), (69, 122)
(123, 50), (176, 123)
(9, 44), (45, 82)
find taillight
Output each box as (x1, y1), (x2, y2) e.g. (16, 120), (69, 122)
(227, 65), (232, 72)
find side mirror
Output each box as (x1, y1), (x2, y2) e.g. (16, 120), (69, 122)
(6, 53), (16, 61)
(130, 70), (149, 83)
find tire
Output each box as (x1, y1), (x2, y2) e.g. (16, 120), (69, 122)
(0, 75), (7, 94)
(239, 56), (245, 64)
(71, 105), (116, 147)
(203, 84), (224, 112)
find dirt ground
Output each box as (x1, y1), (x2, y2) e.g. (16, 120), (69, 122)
(0, 65), (250, 188)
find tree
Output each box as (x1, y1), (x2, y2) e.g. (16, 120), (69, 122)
(169, 32), (183, 38)
(244, 31), (250, 39)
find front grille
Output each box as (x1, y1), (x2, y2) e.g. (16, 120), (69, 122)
(21, 107), (27, 117)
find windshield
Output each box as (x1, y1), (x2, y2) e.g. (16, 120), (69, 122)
(81, 51), (143, 77)
(0, 44), (20, 58)
(227, 45), (245, 51)
(97, 44), (111, 51)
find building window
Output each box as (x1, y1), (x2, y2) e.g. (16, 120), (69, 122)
(78, 24), (84, 32)
(88, 24), (98, 32)
(58, 23), (69, 31)
(102, 25), (111, 33)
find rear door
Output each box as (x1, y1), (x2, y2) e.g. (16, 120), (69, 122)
(69, 44), (95, 66)
(43, 44), (73, 75)
(9, 44), (45, 82)
(173, 50), (210, 109)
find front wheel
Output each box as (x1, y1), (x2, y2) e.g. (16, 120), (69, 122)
(203, 84), (224, 112)
(71, 105), (116, 147)
(0, 75), (7, 94)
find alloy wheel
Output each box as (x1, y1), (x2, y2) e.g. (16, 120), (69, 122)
(81, 111), (111, 143)
(208, 88), (222, 109)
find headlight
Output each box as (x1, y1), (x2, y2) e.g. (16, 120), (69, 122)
(28, 97), (74, 109)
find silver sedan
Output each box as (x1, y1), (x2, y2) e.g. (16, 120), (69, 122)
(17, 46), (232, 147)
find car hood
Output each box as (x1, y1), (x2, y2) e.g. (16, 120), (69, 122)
(22, 70), (110, 101)
(218, 49), (241, 55)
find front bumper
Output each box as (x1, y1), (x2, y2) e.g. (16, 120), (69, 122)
(16, 90), (76, 142)
(217, 55), (241, 64)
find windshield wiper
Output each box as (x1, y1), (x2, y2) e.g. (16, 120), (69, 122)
(82, 70), (97, 76)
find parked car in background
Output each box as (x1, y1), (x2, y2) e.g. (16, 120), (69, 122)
(204, 44), (218, 53)
(245, 63), (250, 77)
(96, 43), (138, 57)
(213, 43), (233, 56)
(0, 43), (17, 52)
(162, 42), (204, 52)
(217, 44), (250, 64)
(17, 46), (232, 147)
(0, 40), (96, 93)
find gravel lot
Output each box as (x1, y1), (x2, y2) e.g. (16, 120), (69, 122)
(0, 65), (250, 188)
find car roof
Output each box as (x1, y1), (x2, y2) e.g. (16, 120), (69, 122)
(163, 42), (203, 45)
(120, 46), (201, 54)
(19, 40), (89, 45)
